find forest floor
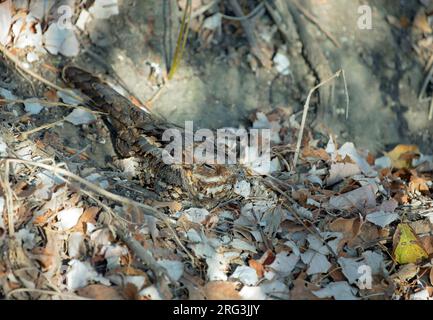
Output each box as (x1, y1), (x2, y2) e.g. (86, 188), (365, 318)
(1, 0), (433, 300)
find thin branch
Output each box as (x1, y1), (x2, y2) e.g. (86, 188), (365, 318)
(293, 70), (342, 169)
(0, 44), (84, 103)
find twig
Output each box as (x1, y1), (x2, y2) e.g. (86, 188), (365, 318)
(293, 70), (342, 168)
(0, 162), (15, 237)
(221, 2), (265, 21)
(429, 96), (433, 121)
(0, 98), (103, 115)
(263, 177), (338, 258)
(419, 60), (433, 102)
(292, 0), (341, 48)
(342, 69), (350, 120)
(17, 119), (64, 141)
(228, 0), (270, 68)
(2, 158), (196, 265)
(6, 288), (91, 300)
(3, 158), (162, 219)
(191, 0), (219, 19)
(115, 226), (172, 292)
(0, 44), (84, 103)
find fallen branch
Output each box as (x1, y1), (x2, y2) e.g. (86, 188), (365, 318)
(1, 158), (195, 264)
(0, 44), (83, 103)
(292, 0), (341, 48)
(228, 0), (270, 68)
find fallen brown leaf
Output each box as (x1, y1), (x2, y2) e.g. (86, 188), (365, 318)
(204, 281), (241, 300)
(73, 206), (100, 233)
(420, 235), (433, 255)
(328, 217), (362, 253)
(290, 273), (322, 300)
(77, 284), (124, 300)
(248, 259), (265, 278)
(409, 175), (430, 194)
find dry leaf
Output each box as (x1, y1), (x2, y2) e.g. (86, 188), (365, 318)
(414, 10), (432, 33)
(302, 147), (330, 161)
(44, 89), (59, 102)
(385, 145), (420, 169)
(122, 282), (139, 300)
(248, 259), (265, 278)
(420, 235), (433, 255)
(409, 175), (430, 194)
(393, 223), (428, 265)
(329, 184), (378, 210)
(31, 228), (61, 274)
(348, 222), (389, 248)
(73, 206), (100, 233)
(328, 217), (362, 252)
(33, 209), (55, 226)
(204, 281), (241, 300)
(77, 284), (124, 300)
(326, 162), (361, 186)
(290, 273), (322, 300)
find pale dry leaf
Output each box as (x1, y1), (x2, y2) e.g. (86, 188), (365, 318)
(326, 162), (361, 186)
(313, 282), (359, 300)
(203, 13), (222, 31)
(230, 238), (257, 253)
(366, 211), (399, 228)
(239, 286), (266, 300)
(259, 280), (290, 299)
(231, 266), (258, 286)
(138, 285), (163, 300)
(157, 260), (184, 282)
(44, 23), (80, 57)
(24, 98), (44, 115)
(329, 184), (378, 210)
(234, 180), (251, 198)
(267, 251), (299, 277)
(68, 232), (85, 258)
(29, 0), (55, 20)
(56, 207), (84, 231)
(337, 142), (375, 175)
(301, 250), (331, 275)
(0, 0), (12, 45)
(182, 208), (210, 224)
(273, 49), (290, 76)
(338, 257), (366, 285)
(89, 0), (119, 19)
(362, 251), (387, 276)
(64, 108), (97, 125)
(206, 253), (229, 281)
(66, 259), (109, 291)
(76, 9), (91, 31)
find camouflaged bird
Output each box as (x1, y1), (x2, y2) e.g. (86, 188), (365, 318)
(62, 66), (244, 205)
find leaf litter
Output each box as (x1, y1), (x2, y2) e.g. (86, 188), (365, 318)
(1, 0), (433, 302)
